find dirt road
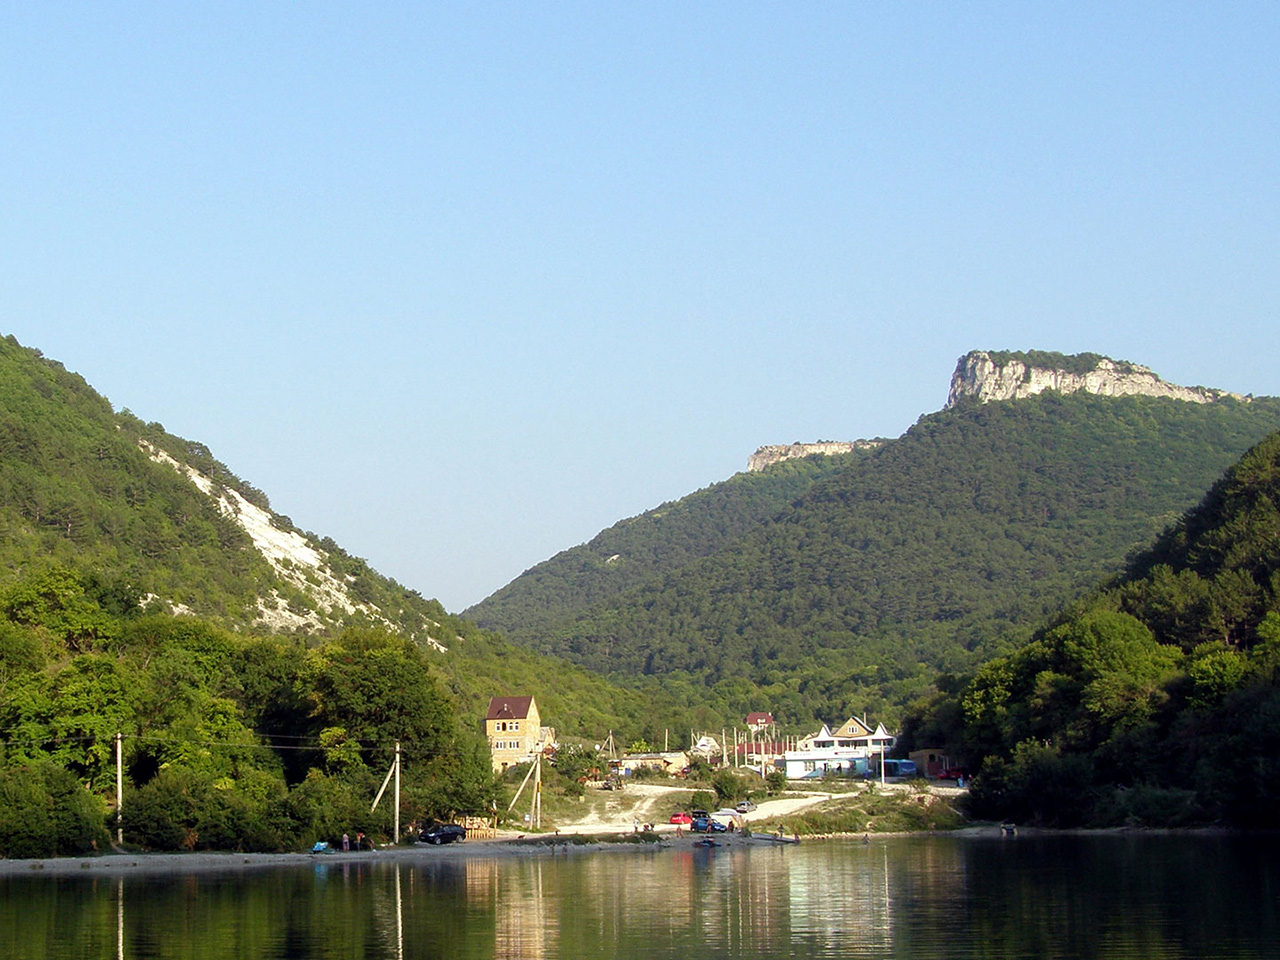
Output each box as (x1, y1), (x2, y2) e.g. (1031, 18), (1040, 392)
(552, 783), (835, 835)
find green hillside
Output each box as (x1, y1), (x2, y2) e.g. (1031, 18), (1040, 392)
(0, 335), (688, 855)
(0, 334), (670, 725)
(466, 451), (870, 638)
(478, 391), (1280, 724)
(0, 334), (446, 639)
(904, 429), (1280, 828)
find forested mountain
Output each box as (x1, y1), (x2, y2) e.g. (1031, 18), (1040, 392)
(0, 335), (681, 856)
(902, 429), (1280, 828)
(0, 334), (436, 641)
(466, 451), (870, 639)
(472, 385), (1280, 726)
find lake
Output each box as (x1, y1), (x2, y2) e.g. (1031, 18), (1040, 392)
(2, 833), (1276, 959)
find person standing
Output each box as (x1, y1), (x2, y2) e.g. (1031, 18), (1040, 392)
(342, 833), (350, 851)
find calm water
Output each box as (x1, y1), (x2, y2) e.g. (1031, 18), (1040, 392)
(2, 834), (1276, 959)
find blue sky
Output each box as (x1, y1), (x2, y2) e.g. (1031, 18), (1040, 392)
(2, 3), (1277, 610)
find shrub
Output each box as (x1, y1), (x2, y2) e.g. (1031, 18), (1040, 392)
(0, 762), (108, 858)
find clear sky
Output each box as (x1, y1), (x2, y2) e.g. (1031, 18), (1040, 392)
(2, 3), (1276, 611)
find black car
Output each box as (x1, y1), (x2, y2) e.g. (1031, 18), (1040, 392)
(419, 822), (466, 844)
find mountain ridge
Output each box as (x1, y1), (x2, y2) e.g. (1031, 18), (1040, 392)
(468, 352), (1280, 725)
(744, 350), (1244, 473)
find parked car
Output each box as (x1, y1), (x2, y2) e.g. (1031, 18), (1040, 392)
(735, 800), (757, 813)
(691, 815), (728, 834)
(419, 822), (466, 845)
(669, 812), (693, 825)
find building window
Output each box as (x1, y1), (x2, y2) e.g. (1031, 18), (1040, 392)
(512, 722), (519, 731)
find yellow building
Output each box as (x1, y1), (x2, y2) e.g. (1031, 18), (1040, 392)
(485, 696), (554, 772)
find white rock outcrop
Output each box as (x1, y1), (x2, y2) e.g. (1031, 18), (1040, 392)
(139, 440), (447, 650)
(946, 351), (1244, 408)
(747, 440), (882, 473)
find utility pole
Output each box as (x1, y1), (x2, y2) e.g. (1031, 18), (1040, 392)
(372, 742), (404, 841)
(115, 732), (123, 846)
(534, 752), (542, 829)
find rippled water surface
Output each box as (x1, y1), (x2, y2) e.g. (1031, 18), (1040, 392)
(2, 834), (1276, 959)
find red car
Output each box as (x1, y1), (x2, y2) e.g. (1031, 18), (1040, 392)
(669, 812), (693, 825)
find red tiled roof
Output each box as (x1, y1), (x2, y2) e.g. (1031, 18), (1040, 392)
(486, 696), (535, 721)
(745, 712), (774, 724)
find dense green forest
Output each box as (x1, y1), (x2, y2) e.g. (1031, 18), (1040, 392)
(0, 334), (661, 728)
(0, 556), (701, 857)
(0, 336), (700, 855)
(5, 331), (1280, 847)
(901, 429), (1280, 828)
(0, 562), (496, 856)
(467, 451), (868, 639)
(473, 392), (1280, 727)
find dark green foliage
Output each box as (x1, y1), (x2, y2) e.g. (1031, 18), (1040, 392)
(126, 766), (283, 852)
(0, 561), (501, 853)
(466, 452), (864, 639)
(964, 742), (1097, 827)
(984, 350), (1126, 377)
(478, 392), (1280, 726)
(0, 762), (108, 857)
(915, 429), (1280, 827)
(0, 336), (278, 627)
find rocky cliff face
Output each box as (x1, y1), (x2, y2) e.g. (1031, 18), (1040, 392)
(747, 440), (881, 472)
(750, 351), (1245, 473)
(946, 351), (1245, 408)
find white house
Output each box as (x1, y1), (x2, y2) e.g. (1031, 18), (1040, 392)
(781, 716), (896, 780)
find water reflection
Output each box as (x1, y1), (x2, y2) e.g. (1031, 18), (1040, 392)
(1, 835), (1277, 959)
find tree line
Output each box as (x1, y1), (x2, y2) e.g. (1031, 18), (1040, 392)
(900, 430), (1280, 828)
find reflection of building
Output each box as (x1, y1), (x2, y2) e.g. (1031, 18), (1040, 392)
(463, 858), (558, 960)
(485, 696), (556, 772)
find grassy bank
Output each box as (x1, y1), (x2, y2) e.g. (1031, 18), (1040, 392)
(752, 787), (965, 836)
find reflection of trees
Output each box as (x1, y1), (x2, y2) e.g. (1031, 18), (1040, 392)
(3, 837), (1275, 958)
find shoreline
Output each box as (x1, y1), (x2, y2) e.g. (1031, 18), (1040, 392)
(0, 823), (1242, 879)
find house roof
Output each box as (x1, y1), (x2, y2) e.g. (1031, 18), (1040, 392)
(745, 712), (774, 724)
(486, 696), (536, 721)
(832, 716), (874, 738)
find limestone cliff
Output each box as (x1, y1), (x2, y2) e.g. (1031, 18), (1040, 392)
(747, 440), (881, 472)
(946, 350), (1245, 408)
(749, 350), (1245, 473)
